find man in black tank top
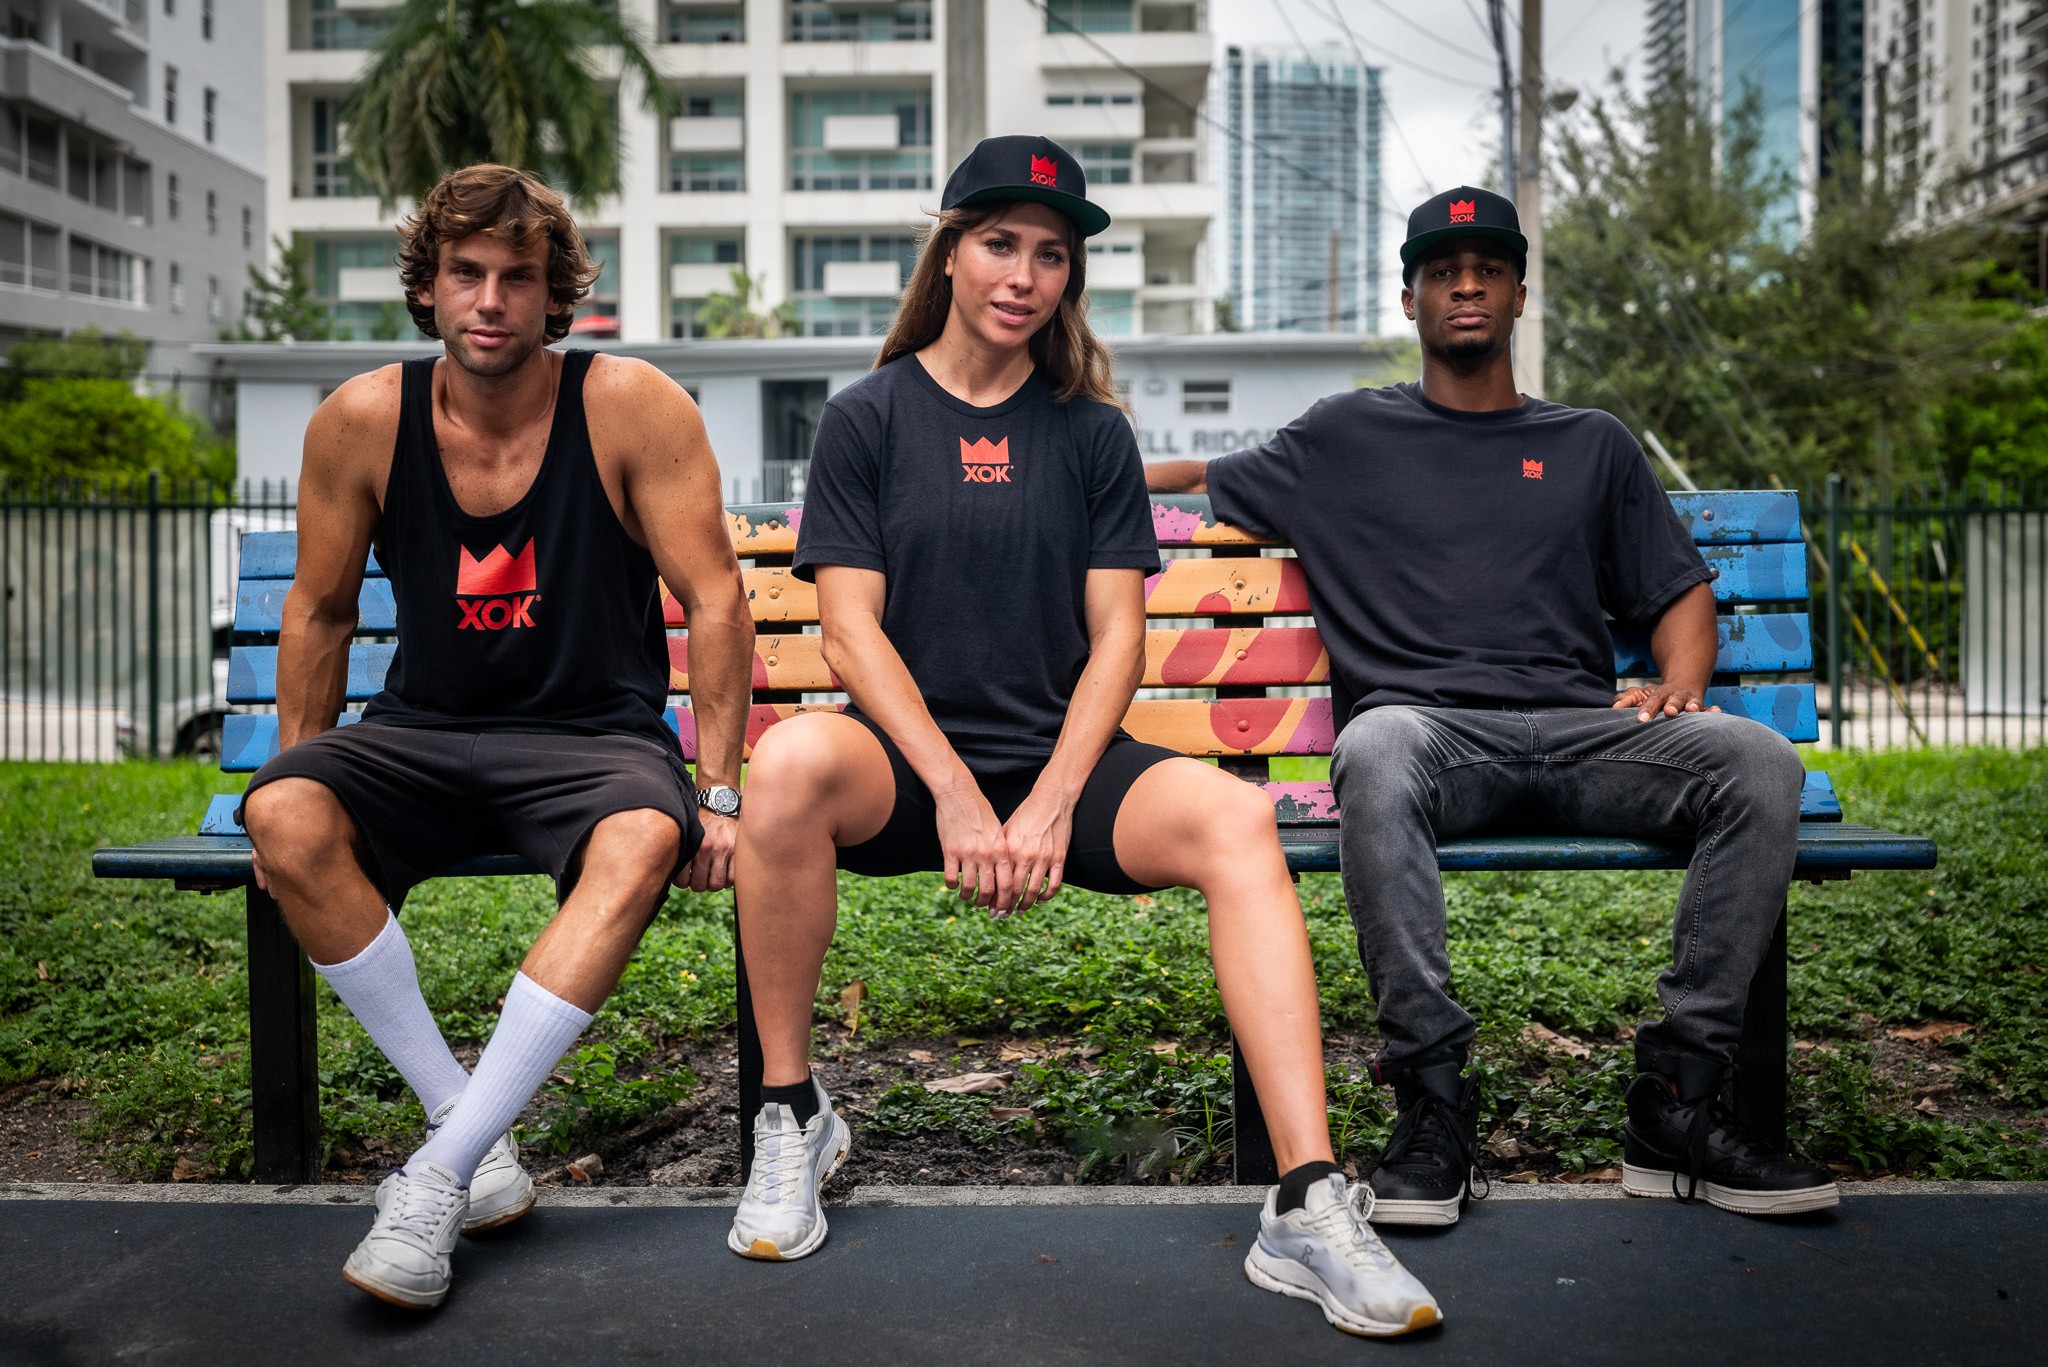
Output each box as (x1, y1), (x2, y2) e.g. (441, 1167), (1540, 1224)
(237, 165), (754, 1311)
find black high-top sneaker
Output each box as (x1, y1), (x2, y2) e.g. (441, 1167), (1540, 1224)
(1622, 1052), (1838, 1216)
(1366, 1056), (1484, 1227)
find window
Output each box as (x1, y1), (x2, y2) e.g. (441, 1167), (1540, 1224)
(666, 3), (742, 42)
(1045, 93), (1137, 106)
(310, 236), (406, 338)
(165, 67), (177, 124)
(1074, 143), (1133, 185)
(787, 0), (932, 42)
(169, 261), (183, 311)
(241, 205), (253, 250)
(208, 273), (221, 321)
(0, 212), (61, 292)
(204, 89), (216, 143)
(668, 235), (744, 338)
(122, 159), (151, 225)
(168, 173), (181, 220)
(165, 0), (174, 13)
(21, 114), (57, 188)
(206, 190), (218, 235)
(668, 89), (745, 191)
(1182, 379), (1231, 415)
(70, 235), (141, 304)
(306, 0), (394, 49)
(202, 0), (213, 39)
(788, 89), (933, 191)
(1044, 0), (1135, 34)
(1091, 290), (1135, 336)
(307, 98), (364, 196)
(789, 233), (918, 335)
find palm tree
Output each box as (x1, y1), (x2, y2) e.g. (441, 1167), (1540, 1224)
(344, 0), (678, 210)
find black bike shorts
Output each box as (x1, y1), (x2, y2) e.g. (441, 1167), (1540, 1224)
(836, 714), (1177, 895)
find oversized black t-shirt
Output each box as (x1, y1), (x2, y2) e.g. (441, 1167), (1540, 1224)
(793, 355), (1161, 773)
(1206, 382), (1710, 721)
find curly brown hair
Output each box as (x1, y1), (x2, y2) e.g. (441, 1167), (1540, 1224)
(875, 203), (1121, 408)
(395, 164), (601, 342)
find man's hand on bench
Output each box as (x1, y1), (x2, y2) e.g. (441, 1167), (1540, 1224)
(1613, 684), (1722, 724)
(677, 812), (738, 894)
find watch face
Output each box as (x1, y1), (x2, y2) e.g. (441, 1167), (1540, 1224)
(702, 786), (741, 817)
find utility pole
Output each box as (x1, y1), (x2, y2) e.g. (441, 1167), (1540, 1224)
(1516, 0), (1545, 398)
(1327, 231), (1341, 331)
(1487, 0), (1515, 200)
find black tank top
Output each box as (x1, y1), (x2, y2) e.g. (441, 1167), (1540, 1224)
(359, 350), (674, 747)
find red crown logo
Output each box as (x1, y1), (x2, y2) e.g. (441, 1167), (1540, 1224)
(1029, 155), (1059, 188)
(1522, 459), (1544, 480)
(960, 437), (1011, 466)
(457, 539), (537, 596)
(1449, 199), (1478, 224)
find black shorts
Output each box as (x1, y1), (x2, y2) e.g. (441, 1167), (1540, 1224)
(238, 723), (704, 911)
(837, 714), (1176, 895)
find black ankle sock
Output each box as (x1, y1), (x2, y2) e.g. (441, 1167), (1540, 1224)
(761, 1076), (818, 1128)
(1276, 1160), (1342, 1214)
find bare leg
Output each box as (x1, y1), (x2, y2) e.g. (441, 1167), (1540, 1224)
(243, 777), (390, 963)
(733, 714), (897, 1086)
(1112, 759), (1335, 1174)
(523, 807), (686, 1012)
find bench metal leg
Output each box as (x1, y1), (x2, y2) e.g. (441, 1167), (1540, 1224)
(1231, 1039), (1279, 1186)
(733, 907), (762, 1185)
(1733, 902), (1789, 1151)
(246, 885), (319, 1184)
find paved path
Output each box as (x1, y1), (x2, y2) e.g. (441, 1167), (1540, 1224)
(2, 1185), (2040, 1365)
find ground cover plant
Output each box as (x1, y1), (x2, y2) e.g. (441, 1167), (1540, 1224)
(2, 749), (2043, 1184)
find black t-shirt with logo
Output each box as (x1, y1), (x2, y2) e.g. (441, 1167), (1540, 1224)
(1206, 382), (1711, 722)
(794, 355), (1161, 774)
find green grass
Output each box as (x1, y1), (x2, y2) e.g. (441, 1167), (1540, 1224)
(3, 749), (2044, 1180)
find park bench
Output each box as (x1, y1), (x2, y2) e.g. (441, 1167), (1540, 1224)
(93, 490), (1936, 1186)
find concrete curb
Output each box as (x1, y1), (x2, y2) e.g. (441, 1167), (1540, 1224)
(3, 1178), (2043, 1208)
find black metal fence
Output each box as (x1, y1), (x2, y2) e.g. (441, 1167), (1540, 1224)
(2, 477), (2043, 761)
(1, 479), (296, 762)
(1815, 477), (2047, 749)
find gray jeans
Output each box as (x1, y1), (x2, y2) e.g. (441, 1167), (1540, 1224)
(1328, 705), (1805, 1071)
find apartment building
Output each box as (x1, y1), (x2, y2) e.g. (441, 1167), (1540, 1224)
(1216, 43), (1381, 335)
(1866, 0), (2048, 238)
(1646, 0), (1866, 233)
(265, 0), (1216, 348)
(0, 0), (264, 391)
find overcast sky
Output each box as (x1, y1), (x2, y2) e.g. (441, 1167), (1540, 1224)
(1209, 0), (1650, 330)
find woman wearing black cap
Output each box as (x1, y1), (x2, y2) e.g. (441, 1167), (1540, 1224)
(723, 136), (1439, 1338)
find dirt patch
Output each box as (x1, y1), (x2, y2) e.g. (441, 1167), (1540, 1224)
(4, 1027), (2041, 1188)
(0, 1081), (115, 1183)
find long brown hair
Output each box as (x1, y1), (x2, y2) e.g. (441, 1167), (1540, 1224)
(397, 164), (601, 342)
(874, 203), (1121, 406)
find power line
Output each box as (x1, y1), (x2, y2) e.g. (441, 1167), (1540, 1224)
(1350, 0), (1496, 66)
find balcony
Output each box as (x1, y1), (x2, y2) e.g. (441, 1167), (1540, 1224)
(821, 259), (902, 295)
(670, 115), (744, 152)
(1041, 29), (1211, 78)
(822, 114), (902, 152)
(336, 267), (404, 303)
(1085, 244), (1144, 290)
(1041, 91), (1143, 143)
(1091, 180), (1211, 222)
(787, 0), (932, 43)
(0, 39), (134, 127)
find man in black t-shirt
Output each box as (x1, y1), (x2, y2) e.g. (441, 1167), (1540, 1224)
(1147, 187), (1836, 1225)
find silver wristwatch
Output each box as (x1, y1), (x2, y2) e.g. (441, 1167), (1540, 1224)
(696, 784), (742, 818)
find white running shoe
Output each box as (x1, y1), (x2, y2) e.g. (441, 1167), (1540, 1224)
(342, 1160), (469, 1309)
(426, 1096), (536, 1233)
(727, 1078), (851, 1261)
(1244, 1174), (1443, 1337)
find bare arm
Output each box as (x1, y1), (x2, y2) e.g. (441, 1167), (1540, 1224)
(603, 361), (754, 888)
(816, 564), (1008, 908)
(275, 372), (392, 751)
(1616, 581), (1723, 722)
(1002, 568), (1146, 913)
(1145, 459), (1210, 495)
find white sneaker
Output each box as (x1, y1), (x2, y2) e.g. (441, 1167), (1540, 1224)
(426, 1096), (536, 1233)
(1244, 1174), (1443, 1337)
(342, 1161), (469, 1309)
(727, 1078), (851, 1261)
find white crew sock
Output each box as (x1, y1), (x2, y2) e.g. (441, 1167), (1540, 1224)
(407, 971), (592, 1187)
(312, 911), (471, 1118)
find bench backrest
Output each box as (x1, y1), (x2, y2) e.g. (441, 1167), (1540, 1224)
(220, 493), (1817, 789)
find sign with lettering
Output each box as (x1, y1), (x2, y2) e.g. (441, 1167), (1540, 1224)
(1135, 427), (1281, 458)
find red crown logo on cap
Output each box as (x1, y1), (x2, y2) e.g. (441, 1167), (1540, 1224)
(1449, 199), (1477, 224)
(1030, 155), (1059, 188)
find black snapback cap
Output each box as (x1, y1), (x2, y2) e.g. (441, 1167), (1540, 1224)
(941, 135), (1113, 238)
(1399, 185), (1529, 277)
